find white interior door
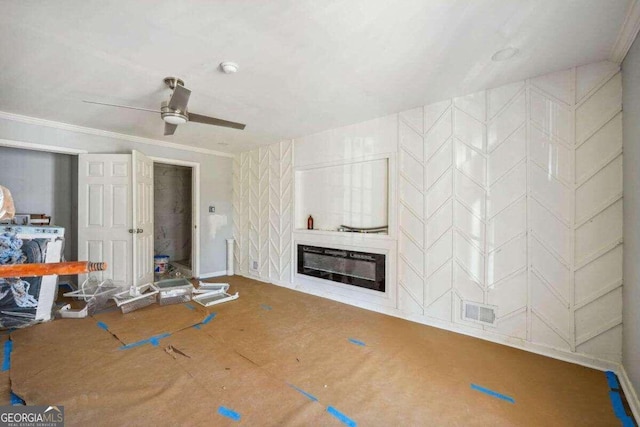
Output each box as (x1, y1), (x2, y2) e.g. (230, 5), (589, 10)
(78, 154), (132, 287)
(132, 150), (154, 285)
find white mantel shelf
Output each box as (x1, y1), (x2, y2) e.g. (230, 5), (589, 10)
(293, 228), (395, 241)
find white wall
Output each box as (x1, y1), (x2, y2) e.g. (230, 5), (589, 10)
(0, 116), (233, 276)
(622, 33), (640, 398)
(0, 146), (78, 261)
(234, 60), (624, 367)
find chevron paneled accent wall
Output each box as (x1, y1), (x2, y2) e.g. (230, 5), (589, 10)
(234, 140), (293, 284)
(397, 61), (623, 362)
(233, 60), (623, 365)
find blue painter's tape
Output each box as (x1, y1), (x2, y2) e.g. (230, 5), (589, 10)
(201, 313), (216, 325)
(96, 321), (109, 331)
(348, 338), (366, 347)
(119, 333), (171, 350)
(2, 340), (12, 371)
(470, 384), (515, 404)
(260, 304), (272, 311)
(327, 406), (356, 427)
(185, 303), (196, 311)
(149, 333), (170, 347)
(9, 391), (24, 405)
(289, 384), (318, 402)
(218, 406), (241, 421)
(622, 415), (635, 427)
(606, 371), (620, 389)
(609, 391), (635, 426)
(609, 390), (624, 416)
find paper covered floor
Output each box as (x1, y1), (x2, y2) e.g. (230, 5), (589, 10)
(3, 276), (630, 426)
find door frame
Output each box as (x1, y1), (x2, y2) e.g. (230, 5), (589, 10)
(149, 156), (200, 278)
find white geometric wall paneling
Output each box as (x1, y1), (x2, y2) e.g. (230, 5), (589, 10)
(527, 62), (623, 362)
(248, 149), (260, 274)
(528, 68), (576, 353)
(232, 154), (242, 275)
(240, 151), (251, 275)
(259, 147), (270, 278)
(232, 141), (294, 282)
(398, 107), (426, 316)
(573, 63), (623, 361)
(486, 82), (528, 340)
(423, 100), (455, 323)
(268, 141), (293, 284)
(394, 60), (622, 362)
(452, 91), (488, 331)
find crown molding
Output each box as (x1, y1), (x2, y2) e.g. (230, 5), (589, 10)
(0, 110), (235, 158)
(0, 138), (88, 155)
(610, 0), (640, 63)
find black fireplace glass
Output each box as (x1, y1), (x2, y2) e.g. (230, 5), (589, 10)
(297, 245), (385, 292)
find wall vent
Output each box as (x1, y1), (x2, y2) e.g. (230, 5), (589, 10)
(250, 260), (258, 271)
(462, 301), (497, 326)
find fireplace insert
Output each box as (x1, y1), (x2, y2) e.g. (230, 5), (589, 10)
(297, 245), (385, 292)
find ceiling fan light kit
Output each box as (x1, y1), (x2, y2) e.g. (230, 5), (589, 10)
(160, 101), (188, 125)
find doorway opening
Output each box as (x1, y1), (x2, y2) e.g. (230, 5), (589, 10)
(0, 146), (79, 285)
(153, 162), (194, 278)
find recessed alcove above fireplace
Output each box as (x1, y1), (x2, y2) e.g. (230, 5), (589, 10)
(294, 156), (389, 234)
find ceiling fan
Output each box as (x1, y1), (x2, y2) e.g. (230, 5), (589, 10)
(83, 77), (246, 135)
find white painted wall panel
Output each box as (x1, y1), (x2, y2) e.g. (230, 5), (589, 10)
(233, 141), (293, 284)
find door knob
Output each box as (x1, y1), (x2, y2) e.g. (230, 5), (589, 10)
(137, 228), (143, 233)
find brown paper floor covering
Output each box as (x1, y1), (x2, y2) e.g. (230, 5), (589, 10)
(6, 276), (623, 426)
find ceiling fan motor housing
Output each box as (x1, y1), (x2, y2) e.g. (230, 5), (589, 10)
(161, 101), (188, 125)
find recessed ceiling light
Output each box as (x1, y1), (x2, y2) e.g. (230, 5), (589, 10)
(491, 47), (519, 62)
(220, 62), (239, 74)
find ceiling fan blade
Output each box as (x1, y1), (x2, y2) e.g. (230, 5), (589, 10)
(164, 122), (178, 136)
(167, 85), (191, 112)
(188, 112), (246, 130)
(82, 100), (161, 113)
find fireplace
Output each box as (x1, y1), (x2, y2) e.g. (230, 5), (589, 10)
(297, 245), (385, 292)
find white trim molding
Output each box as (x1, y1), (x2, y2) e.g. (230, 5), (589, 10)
(0, 110), (235, 158)
(618, 365), (640, 423)
(0, 138), (88, 155)
(198, 270), (228, 279)
(611, 0), (640, 63)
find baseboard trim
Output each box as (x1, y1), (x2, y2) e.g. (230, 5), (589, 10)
(618, 365), (640, 423)
(198, 270), (228, 279)
(236, 273), (621, 373)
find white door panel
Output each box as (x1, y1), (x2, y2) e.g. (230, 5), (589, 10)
(78, 154), (132, 287)
(133, 150), (154, 285)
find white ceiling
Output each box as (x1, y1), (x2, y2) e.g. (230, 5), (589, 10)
(0, 0), (633, 153)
